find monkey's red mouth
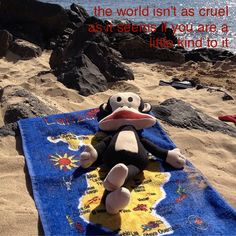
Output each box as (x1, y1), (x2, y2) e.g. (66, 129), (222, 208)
(104, 110), (152, 121)
(99, 108), (157, 131)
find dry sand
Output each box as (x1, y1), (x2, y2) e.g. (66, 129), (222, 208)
(0, 51), (235, 235)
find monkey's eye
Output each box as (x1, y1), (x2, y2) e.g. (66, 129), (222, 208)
(117, 97), (122, 102)
(128, 97), (133, 102)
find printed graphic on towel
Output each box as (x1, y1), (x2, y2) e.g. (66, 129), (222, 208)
(47, 133), (94, 151)
(44, 108), (99, 126)
(78, 161), (172, 235)
(188, 215), (209, 230)
(50, 153), (80, 171)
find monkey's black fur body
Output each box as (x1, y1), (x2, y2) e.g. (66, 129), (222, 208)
(93, 91), (169, 170)
(93, 125), (168, 170)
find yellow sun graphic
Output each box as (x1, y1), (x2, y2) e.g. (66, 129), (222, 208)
(50, 153), (79, 171)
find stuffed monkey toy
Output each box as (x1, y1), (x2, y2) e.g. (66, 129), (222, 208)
(80, 92), (186, 214)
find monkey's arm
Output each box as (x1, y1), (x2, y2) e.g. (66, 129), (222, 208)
(141, 137), (186, 168)
(140, 137), (168, 161)
(80, 135), (112, 168)
(93, 135), (112, 157)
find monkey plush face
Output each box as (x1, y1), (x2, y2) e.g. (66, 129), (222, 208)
(98, 92), (156, 131)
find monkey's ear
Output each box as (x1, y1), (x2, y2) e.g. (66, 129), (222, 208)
(142, 103), (152, 113)
(97, 103), (111, 121)
(99, 103), (108, 112)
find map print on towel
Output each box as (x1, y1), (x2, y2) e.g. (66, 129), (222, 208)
(79, 161), (171, 235)
(47, 133), (94, 151)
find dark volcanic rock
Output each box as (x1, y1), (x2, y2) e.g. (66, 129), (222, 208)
(70, 3), (89, 20)
(109, 22), (178, 47)
(58, 54), (107, 96)
(185, 48), (234, 63)
(84, 16), (106, 27)
(109, 32), (135, 44)
(0, 0), (69, 49)
(152, 98), (236, 137)
(0, 0), (68, 36)
(66, 4), (89, 25)
(0, 30), (13, 57)
(116, 36), (185, 63)
(66, 9), (83, 24)
(10, 39), (42, 59)
(4, 104), (39, 124)
(1, 86), (58, 123)
(84, 41), (134, 82)
(66, 25), (109, 57)
(151, 23), (178, 44)
(49, 47), (65, 70)
(0, 86), (59, 136)
(4, 23), (46, 49)
(229, 55), (236, 63)
(0, 122), (19, 136)
(50, 24), (134, 96)
(50, 24), (109, 69)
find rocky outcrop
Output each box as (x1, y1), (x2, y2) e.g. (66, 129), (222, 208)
(10, 39), (42, 59)
(0, 86), (59, 136)
(0, 0), (68, 37)
(83, 41), (134, 82)
(50, 23), (134, 96)
(150, 23), (178, 45)
(50, 24), (109, 68)
(185, 48), (234, 63)
(152, 98), (236, 137)
(57, 54), (107, 96)
(115, 35), (185, 63)
(0, 1), (91, 50)
(0, 1), (90, 52)
(66, 7), (89, 25)
(0, 30), (13, 57)
(0, 0), (235, 63)
(229, 55), (236, 63)
(0, 122), (19, 136)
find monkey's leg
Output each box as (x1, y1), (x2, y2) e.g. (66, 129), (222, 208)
(105, 187), (131, 215)
(104, 164), (140, 214)
(103, 163), (128, 191)
(127, 164), (140, 179)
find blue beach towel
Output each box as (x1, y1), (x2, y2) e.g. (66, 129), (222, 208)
(18, 109), (236, 235)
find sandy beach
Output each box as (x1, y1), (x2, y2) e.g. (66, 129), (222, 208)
(0, 50), (235, 235)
